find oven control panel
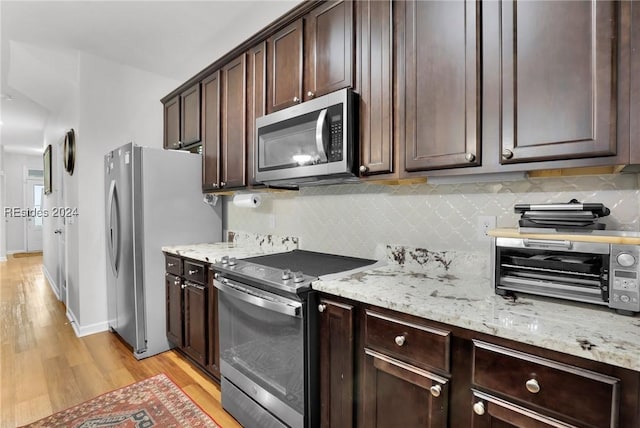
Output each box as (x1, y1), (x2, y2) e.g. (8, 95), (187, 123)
(610, 245), (640, 313)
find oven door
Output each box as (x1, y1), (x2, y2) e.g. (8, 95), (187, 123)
(214, 277), (304, 428)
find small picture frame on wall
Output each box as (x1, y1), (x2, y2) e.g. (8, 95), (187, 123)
(44, 144), (52, 195)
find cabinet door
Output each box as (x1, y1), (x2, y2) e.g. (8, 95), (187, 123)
(361, 348), (449, 427)
(357, 0), (393, 176)
(631, 2), (640, 164)
(471, 391), (575, 428)
(166, 273), (183, 346)
(499, 0), (617, 164)
(304, 0), (354, 100)
(180, 83), (201, 146)
(268, 20), (304, 113)
(163, 95), (180, 150)
(206, 279), (220, 379)
(402, 0), (481, 172)
(247, 42), (267, 187)
(183, 283), (207, 366)
(202, 71), (221, 192)
(221, 54), (247, 189)
(319, 298), (354, 428)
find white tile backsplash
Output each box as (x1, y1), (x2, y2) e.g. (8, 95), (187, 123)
(225, 174), (640, 259)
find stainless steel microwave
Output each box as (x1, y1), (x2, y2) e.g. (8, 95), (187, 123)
(255, 88), (358, 187)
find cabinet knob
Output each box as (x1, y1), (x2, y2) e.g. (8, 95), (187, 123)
(174, 279), (181, 286)
(307, 91), (315, 98)
(502, 149), (514, 160)
(213, 183), (219, 189)
(473, 401), (485, 416)
(525, 378), (540, 394)
(214, 273), (220, 279)
(465, 153), (476, 162)
(293, 96), (300, 103)
(394, 335), (406, 347)
(220, 181), (226, 188)
(188, 269), (198, 275)
(181, 283), (187, 289)
(429, 384), (442, 398)
(177, 141), (182, 148)
(359, 165), (369, 174)
(318, 304), (327, 313)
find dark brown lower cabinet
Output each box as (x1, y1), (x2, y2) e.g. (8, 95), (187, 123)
(165, 273), (183, 346)
(318, 293), (640, 428)
(183, 282), (207, 367)
(319, 298), (355, 428)
(361, 349), (449, 427)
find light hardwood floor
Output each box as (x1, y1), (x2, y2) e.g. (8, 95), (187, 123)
(0, 254), (241, 428)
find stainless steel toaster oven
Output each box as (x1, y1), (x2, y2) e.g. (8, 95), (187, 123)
(493, 236), (640, 315)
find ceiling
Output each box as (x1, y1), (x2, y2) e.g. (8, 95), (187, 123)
(0, 0), (300, 155)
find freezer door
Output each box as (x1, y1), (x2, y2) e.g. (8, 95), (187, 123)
(105, 143), (146, 353)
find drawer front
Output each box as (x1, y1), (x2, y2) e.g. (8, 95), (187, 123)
(165, 254), (182, 276)
(365, 310), (451, 372)
(183, 260), (206, 284)
(472, 340), (620, 427)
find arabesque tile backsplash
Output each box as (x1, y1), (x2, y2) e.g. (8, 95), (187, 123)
(223, 174), (640, 259)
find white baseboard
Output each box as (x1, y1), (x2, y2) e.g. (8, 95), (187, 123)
(66, 309), (109, 338)
(41, 265), (60, 300)
(0, 256), (6, 262)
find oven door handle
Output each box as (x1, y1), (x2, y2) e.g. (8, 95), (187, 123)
(214, 279), (302, 318)
(523, 238), (573, 250)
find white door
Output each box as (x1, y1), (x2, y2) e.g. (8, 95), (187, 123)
(25, 178), (44, 252)
(55, 140), (67, 306)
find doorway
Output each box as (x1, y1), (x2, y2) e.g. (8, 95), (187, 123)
(25, 177), (44, 252)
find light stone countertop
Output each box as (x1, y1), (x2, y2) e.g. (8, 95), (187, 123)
(313, 245), (640, 372)
(162, 240), (640, 372)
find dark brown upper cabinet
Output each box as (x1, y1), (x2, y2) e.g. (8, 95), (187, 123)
(630, 1), (640, 165)
(201, 71), (221, 192)
(498, 0), (617, 164)
(268, 0), (354, 113)
(356, 0), (394, 177)
(220, 54), (248, 189)
(400, 0), (481, 172)
(163, 83), (201, 150)
(163, 95), (180, 150)
(247, 41), (267, 187)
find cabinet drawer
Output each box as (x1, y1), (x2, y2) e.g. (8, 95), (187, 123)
(472, 340), (620, 427)
(364, 310), (450, 372)
(183, 260), (206, 284)
(165, 254), (182, 276)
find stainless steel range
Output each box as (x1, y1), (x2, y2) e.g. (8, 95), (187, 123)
(211, 250), (380, 428)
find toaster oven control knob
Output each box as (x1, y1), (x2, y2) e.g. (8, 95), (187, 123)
(616, 252), (636, 267)
(293, 271), (305, 283)
(282, 269), (292, 280)
(525, 378), (540, 394)
(620, 295), (631, 303)
(220, 256), (229, 265)
(228, 257), (237, 266)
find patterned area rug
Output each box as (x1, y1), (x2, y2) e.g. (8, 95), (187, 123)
(20, 373), (220, 427)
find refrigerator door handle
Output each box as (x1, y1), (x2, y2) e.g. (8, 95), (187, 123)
(107, 179), (120, 276)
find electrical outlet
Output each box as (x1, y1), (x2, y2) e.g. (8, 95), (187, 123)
(477, 216), (496, 241)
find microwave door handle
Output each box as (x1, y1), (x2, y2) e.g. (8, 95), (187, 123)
(315, 108), (328, 163)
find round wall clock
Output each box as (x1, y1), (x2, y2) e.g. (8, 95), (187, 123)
(64, 128), (76, 175)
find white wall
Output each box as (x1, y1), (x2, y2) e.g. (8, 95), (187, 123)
(3, 152), (44, 253)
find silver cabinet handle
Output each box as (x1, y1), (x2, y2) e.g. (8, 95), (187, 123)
(307, 91), (315, 98)
(502, 149), (514, 160)
(293, 96), (300, 103)
(525, 378), (540, 394)
(167, 263), (175, 267)
(430, 384), (442, 397)
(188, 269), (199, 275)
(181, 283), (186, 289)
(465, 153), (476, 162)
(220, 181), (226, 188)
(174, 279), (181, 286)
(359, 165), (369, 174)
(473, 401), (485, 415)
(188, 283), (206, 291)
(394, 335), (406, 346)
(318, 304), (327, 313)
(212, 183), (219, 189)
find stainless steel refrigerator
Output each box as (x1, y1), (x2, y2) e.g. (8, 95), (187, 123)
(105, 142), (221, 359)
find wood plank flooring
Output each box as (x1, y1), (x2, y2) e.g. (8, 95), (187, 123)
(0, 254), (241, 428)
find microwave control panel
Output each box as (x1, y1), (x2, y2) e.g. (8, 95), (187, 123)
(328, 112), (343, 162)
(609, 245), (640, 312)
